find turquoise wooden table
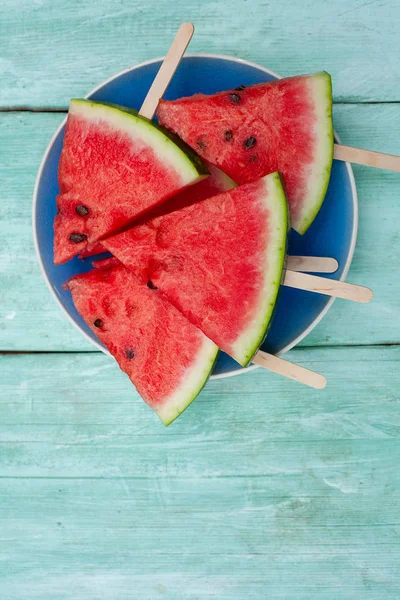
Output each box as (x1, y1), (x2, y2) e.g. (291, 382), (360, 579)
(1, 1), (400, 598)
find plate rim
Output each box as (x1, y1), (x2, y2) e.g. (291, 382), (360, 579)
(32, 52), (358, 380)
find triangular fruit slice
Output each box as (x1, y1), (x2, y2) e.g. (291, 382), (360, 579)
(54, 99), (208, 264)
(78, 164), (235, 259)
(157, 72), (333, 234)
(103, 172), (288, 367)
(64, 259), (219, 425)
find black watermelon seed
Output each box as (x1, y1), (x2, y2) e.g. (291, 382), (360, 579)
(229, 93), (241, 104)
(93, 319), (103, 328)
(125, 348), (135, 360)
(69, 233), (87, 243)
(235, 85), (246, 91)
(197, 139), (207, 151)
(244, 136), (257, 149)
(147, 280), (158, 290)
(76, 205), (89, 216)
(224, 130), (233, 142)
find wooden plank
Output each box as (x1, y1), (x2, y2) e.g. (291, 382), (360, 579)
(1, 0), (400, 107)
(0, 347), (399, 599)
(1, 103), (400, 350)
(1, 345), (400, 450)
(0, 481), (399, 600)
(0, 112), (92, 351)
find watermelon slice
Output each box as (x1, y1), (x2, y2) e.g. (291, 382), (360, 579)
(78, 164), (235, 259)
(103, 172), (288, 367)
(64, 258), (219, 425)
(54, 99), (208, 264)
(157, 72), (333, 234)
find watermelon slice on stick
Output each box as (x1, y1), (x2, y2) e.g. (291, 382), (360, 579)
(104, 171), (372, 366)
(53, 99), (208, 264)
(157, 72), (334, 234)
(156, 71), (400, 225)
(64, 258), (219, 425)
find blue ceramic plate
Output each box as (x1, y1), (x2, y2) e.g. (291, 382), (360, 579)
(33, 54), (357, 379)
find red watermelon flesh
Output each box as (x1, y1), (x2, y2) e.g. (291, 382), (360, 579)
(103, 172), (288, 367)
(78, 164), (235, 259)
(64, 258), (219, 425)
(79, 242), (108, 259)
(138, 162), (236, 220)
(54, 99), (208, 264)
(157, 72), (333, 234)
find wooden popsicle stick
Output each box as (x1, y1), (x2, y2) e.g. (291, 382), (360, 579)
(139, 23), (194, 120)
(284, 270), (373, 303)
(334, 144), (400, 172)
(287, 256), (338, 274)
(252, 351), (326, 389)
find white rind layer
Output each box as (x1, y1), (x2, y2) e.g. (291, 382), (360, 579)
(154, 336), (219, 426)
(70, 99), (205, 187)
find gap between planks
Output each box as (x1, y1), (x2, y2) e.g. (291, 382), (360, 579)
(2, 100), (400, 113)
(1, 341), (399, 355)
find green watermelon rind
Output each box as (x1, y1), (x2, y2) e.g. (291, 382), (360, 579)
(231, 172), (289, 367)
(155, 338), (220, 426)
(96, 100), (209, 178)
(69, 99), (209, 184)
(294, 72), (334, 235)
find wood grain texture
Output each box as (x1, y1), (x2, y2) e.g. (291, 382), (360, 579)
(252, 350), (327, 389)
(334, 143), (400, 172)
(0, 348), (400, 599)
(1, 104), (399, 350)
(283, 270), (374, 303)
(1, 0), (400, 107)
(138, 22), (194, 120)
(2, 346), (399, 440)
